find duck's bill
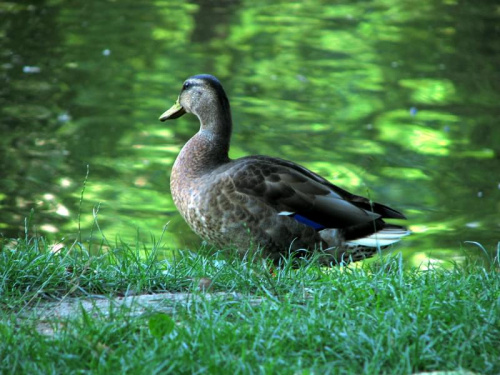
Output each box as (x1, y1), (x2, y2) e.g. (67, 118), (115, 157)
(159, 99), (186, 121)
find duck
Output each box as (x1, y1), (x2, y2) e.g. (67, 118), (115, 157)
(159, 74), (409, 266)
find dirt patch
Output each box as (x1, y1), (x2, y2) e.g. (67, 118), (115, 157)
(21, 292), (263, 336)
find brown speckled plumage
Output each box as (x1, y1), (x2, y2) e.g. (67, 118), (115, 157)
(160, 74), (409, 265)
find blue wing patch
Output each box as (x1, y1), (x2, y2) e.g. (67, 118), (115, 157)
(291, 214), (325, 230)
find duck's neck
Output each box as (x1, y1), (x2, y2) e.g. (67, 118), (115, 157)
(174, 109), (232, 178)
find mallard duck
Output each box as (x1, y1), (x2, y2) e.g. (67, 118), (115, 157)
(160, 74), (409, 265)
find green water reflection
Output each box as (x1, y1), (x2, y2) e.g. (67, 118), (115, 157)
(1, 0), (499, 266)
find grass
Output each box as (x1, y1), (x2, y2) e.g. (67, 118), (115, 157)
(1, 235), (499, 374)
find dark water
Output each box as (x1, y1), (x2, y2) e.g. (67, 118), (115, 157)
(1, 0), (499, 266)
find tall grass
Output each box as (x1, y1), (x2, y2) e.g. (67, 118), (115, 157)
(1, 235), (499, 374)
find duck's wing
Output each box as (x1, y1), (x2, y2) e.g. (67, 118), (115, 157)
(228, 156), (405, 236)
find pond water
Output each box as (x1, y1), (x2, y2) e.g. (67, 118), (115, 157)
(1, 0), (499, 266)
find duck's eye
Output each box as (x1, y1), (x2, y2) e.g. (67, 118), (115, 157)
(183, 82), (190, 90)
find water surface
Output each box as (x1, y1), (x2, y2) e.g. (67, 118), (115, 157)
(1, 0), (499, 265)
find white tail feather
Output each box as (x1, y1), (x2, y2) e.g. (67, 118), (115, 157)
(346, 228), (410, 248)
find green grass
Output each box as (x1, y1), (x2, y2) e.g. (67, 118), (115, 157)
(1, 236), (499, 374)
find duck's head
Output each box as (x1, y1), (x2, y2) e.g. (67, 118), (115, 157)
(159, 74), (230, 123)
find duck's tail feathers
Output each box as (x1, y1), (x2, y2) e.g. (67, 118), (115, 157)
(345, 225), (410, 248)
